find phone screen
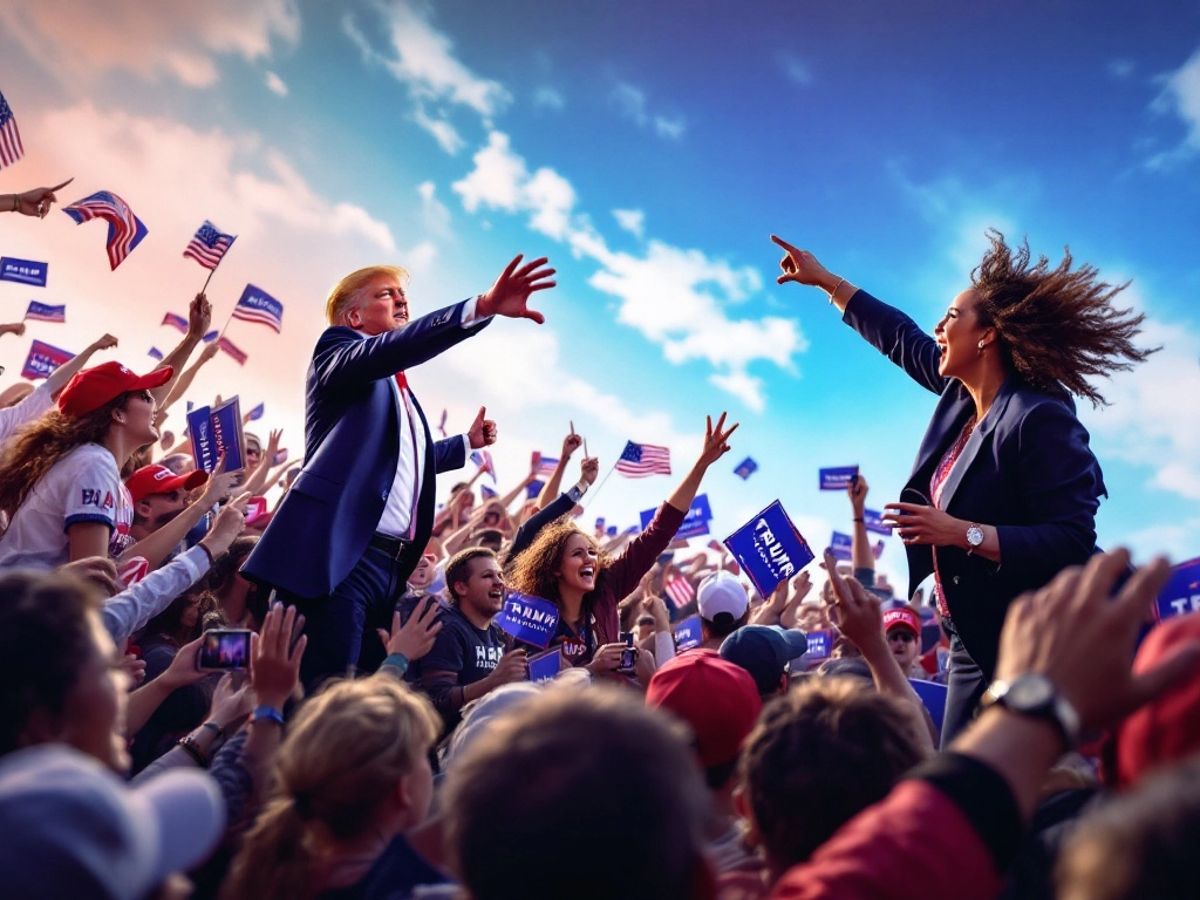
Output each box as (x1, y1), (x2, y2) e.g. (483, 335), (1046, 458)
(197, 629), (252, 670)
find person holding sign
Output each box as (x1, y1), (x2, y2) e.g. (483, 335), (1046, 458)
(772, 231), (1154, 744)
(507, 413), (737, 674)
(417, 547), (527, 734)
(243, 253), (555, 688)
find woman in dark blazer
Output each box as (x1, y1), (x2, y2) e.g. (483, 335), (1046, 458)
(771, 231), (1155, 743)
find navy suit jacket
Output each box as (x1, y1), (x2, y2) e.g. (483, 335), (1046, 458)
(243, 300), (490, 599)
(844, 290), (1106, 676)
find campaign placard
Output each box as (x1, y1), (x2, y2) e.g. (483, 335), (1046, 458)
(495, 590), (560, 649)
(187, 397), (246, 473)
(830, 531), (852, 561)
(528, 648), (563, 683)
(863, 508), (893, 536)
(819, 465), (858, 491)
(673, 614), (702, 651)
(723, 500), (816, 598)
(20, 339), (73, 380)
(805, 629), (833, 660)
(0, 256), (48, 287)
(910, 679), (949, 734)
(1155, 557), (1200, 623)
(640, 493), (712, 540)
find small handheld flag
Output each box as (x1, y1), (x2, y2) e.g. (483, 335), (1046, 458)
(162, 312), (188, 333)
(531, 452), (559, 477)
(0, 91), (25, 169)
(615, 440), (671, 478)
(24, 301), (65, 323)
(471, 449), (497, 483)
(21, 339), (74, 380)
(62, 190), (149, 270)
(230, 284), (284, 333)
(245, 402), (265, 422)
(217, 336), (248, 365)
(183, 220), (236, 270)
(734, 456), (758, 480)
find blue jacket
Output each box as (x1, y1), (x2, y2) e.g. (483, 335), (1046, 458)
(844, 289), (1105, 676)
(242, 300), (490, 599)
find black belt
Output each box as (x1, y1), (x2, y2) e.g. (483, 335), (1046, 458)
(369, 532), (412, 561)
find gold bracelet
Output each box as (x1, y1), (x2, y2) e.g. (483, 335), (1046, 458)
(827, 277), (846, 304)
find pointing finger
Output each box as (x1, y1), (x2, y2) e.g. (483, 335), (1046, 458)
(770, 234), (800, 254)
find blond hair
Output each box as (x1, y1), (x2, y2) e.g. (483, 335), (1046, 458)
(325, 265), (409, 325)
(223, 676), (439, 900)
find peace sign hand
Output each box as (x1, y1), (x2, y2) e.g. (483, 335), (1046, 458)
(697, 412), (739, 469)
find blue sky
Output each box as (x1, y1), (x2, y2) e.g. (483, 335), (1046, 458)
(1, 1), (1198, 584)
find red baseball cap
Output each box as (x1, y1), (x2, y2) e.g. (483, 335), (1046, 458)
(646, 649), (762, 768)
(57, 362), (173, 419)
(125, 464), (207, 504)
(883, 607), (921, 638)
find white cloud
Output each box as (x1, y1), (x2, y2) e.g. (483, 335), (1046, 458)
(533, 86), (565, 110)
(612, 208), (645, 238)
(344, 0), (510, 119)
(610, 81), (687, 140)
(452, 131), (806, 410)
(0, 0), (300, 88)
(264, 70), (289, 97)
(417, 181), (452, 238)
(780, 54), (813, 85)
(412, 104), (465, 154)
(1148, 46), (1200, 168)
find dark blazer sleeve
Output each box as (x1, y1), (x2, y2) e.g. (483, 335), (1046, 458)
(994, 401), (1103, 584)
(842, 289), (948, 396)
(433, 436), (467, 474)
(506, 491), (576, 563)
(311, 300), (490, 392)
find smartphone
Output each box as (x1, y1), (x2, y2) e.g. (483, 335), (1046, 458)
(197, 628), (252, 671)
(618, 631), (637, 673)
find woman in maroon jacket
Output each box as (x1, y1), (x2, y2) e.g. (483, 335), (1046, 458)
(507, 413), (737, 675)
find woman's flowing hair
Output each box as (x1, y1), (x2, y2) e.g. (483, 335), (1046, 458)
(972, 230), (1157, 406)
(505, 519), (610, 609)
(0, 394), (131, 520)
(222, 676), (439, 900)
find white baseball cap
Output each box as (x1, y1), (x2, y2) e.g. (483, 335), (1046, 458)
(697, 571), (749, 622)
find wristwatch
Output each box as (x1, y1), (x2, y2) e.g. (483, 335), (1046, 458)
(980, 673), (1080, 748)
(965, 523), (984, 554)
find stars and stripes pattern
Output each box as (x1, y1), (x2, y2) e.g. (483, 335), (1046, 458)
(0, 91), (24, 169)
(24, 301), (66, 323)
(230, 284), (284, 333)
(531, 452), (559, 476)
(615, 440), (671, 478)
(62, 190), (149, 270)
(162, 312), (189, 332)
(217, 335), (247, 365)
(663, 572), (696, 610)
(470, 449), (497, 483)
(182, 220), (236, 269)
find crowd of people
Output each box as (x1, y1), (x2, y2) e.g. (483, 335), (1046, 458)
(1, 173), (1199, 900)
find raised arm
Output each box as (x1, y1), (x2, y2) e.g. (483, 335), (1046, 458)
(507, 455), (598, 563)
(536, 430), (582, 510)
(161, 339), (219, 412)
(152, 294), (211, 405)
(848, 475), (875, 575)
(44, 333), (119, 396)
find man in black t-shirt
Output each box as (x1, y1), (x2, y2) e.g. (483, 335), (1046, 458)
(418, 547), (527, 733)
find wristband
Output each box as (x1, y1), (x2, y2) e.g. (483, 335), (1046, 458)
(252, 705), (285, 726)
(178, 735), (208, 766)
(199, 720), (224, 739)
(382, 652), (410, 676)
(197, 542), (216, 566)
(827, 276), (846, 304)
(853, 517), (864, 523)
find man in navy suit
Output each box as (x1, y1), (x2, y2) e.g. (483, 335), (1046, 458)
(243, 254), (556, 686)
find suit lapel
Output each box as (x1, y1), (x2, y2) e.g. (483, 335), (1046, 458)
(937, 378), (1017, 512)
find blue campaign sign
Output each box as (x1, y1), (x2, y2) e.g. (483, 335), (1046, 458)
(910, 679), (949, 734)
(528, 648), (563, 683)
(864, 509), (893, 536)
(1155, 557), (1200, 623)
(674, 614), (702, 650)
(188, 397), (246, 473)
(805, 629), (833, 660)
(734, 456), (758, 480)
(0, 256), (49, 287)
(820, 465), (858, 491)
(723, 500), (816, 598)
(641, 493), (712, 540)
(495, 590), (560, 649)
(830, 531), (852, 561)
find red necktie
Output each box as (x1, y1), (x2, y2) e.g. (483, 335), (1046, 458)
(395, 371), (408, 391)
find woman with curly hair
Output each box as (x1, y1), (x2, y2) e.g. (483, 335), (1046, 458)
(506, 413), (736, 675)
(0, 361), (171, 569)
(771, 231), (1154, 743)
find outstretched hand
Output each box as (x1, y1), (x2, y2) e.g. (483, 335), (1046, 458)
(468, 406), (498, 449)
(697, 412), (739, 468)
(770, 235), (834, 288)
(15, 177), (73, 218)
(476, 254), (556, 323)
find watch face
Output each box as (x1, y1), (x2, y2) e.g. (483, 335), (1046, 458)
(1008, 674), (1054, 711)
(966, 525), (984, 547)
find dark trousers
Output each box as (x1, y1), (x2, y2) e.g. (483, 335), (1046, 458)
(940, 629), (988, 748)
(293, 541), (417, 691)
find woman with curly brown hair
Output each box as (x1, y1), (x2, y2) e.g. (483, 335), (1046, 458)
(506, 414), (737, 676)
(771, 230), (1154, 744)
(0, 361), (171, 569)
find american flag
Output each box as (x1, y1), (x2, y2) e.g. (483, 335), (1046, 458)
(471, 449), (496, 483)
(246, 402), (265, 422)
(203, 330), (218, 342)
(531, 451), (559, 477)
(62, 190), (149, 270)
(480, 484), (498, 500)
(24, 301), (66, 323)
(182, 220), (236, 270)
(230, 284), (284, 333)
(217, 335), (247, 365)
(615, 440), (671, 478)
(148, 347), (163, 361)
(0, 91), (24, 169)
(162, 312), (188, 332)
(663, 572), (696, 610)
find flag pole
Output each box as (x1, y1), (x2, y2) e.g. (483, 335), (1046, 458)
(199, 266), (217, 295)
(581, 460), (617, 509)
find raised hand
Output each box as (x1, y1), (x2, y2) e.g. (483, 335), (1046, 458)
(251, 603), (307, 710)
(468, 406), (498, 449)
(848, 473), (869, 513)
(476, 254), (556, 323)
(561, 431), (583, 459)
(770, 235), (835, 288)
(188, 292), (213, 338)
(580, 455), (600, 485)
(697, 412), (739, 468)
(15, 177), (73, 218)
(377, 600), (443, 663)
(823, 549), (887, 654)
(88, 333), (119, 353)
(0, 322), (26, 338)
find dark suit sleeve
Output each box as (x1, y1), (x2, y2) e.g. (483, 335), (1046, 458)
(995, 401), (1103, 583)
(311, 301), (490, 392)
(506, 491), (576, 563)
(842, 289), (948, 395)
(433, 436), (467, 474)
